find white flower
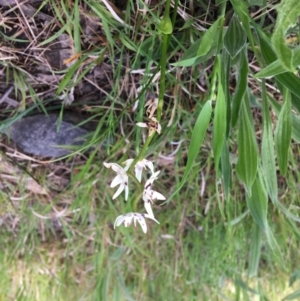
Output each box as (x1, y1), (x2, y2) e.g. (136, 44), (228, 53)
(143, 171), (166, 217)
(124, 158), (154, 182)
(114, 212), (160, 233)
(136, 117), (162, 135)
(103, 162), (129, 200)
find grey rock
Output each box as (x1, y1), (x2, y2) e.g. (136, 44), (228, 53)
(4, 114), (93, 158)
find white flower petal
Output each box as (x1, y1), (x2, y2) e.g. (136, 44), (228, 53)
(137, 215), (148, 233)
(110, 175), (123, 187)
(156, 123), (162, 134)
(135, 164), (143, 182)
(123, 159), (134, 171)
(144, 213), (160, 224)
(145, 170), (161, 188)
(113, 184), (125, 199)
(114, 214), (127, 228)
(124, 183), (129, 201)
(152, 191), (166, 200)
(104, 162), (123, 173)
(136, 122), (148, 128)
(144, 160), (154, 174)
(144, 201), (154, 218)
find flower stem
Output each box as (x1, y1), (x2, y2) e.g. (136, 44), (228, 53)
(129, 2), (172, 173)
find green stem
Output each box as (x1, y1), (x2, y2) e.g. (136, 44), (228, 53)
(128, 0), (172, 209)
(129, 1), (172, 172)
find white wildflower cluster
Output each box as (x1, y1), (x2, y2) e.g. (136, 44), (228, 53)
(104, 98), (164, 233)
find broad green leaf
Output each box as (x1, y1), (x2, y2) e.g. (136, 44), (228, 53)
(248, 223), (261, 278)
(271, 0), (300, 71)
(261, 80), (278, 204)
(254, 59), (286, 78)
(197, 17), (221, 56)
(213, 82), (226, 176)
(274, 89), (292, 176)
(231, 47), (248, 127)
(170, 101), (212, 197)
(246, 175), (267, 231)
(224, 14), (246, 59)
(236, 94), (258, 194)
(282, 289), (300, 301)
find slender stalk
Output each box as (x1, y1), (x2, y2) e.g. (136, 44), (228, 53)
(128, 1), (172, 175)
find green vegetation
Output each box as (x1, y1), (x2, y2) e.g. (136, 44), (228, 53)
(1, 0), (300, 300)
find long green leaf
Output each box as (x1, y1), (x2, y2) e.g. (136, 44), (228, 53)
(248, 223), (261, 278)
(213, 81), (226, 176)
(254, 59), (286, 78)
(231, 47), (248, 127)
(274, 89), (292, 176)
(246, 175), (267, 231)
(261, 80), (278, 204)
(236, 93), (258, 195)
(247, 174), (282, 261)
(170, 101), (212, 197)
(221, 142), (231, 200)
